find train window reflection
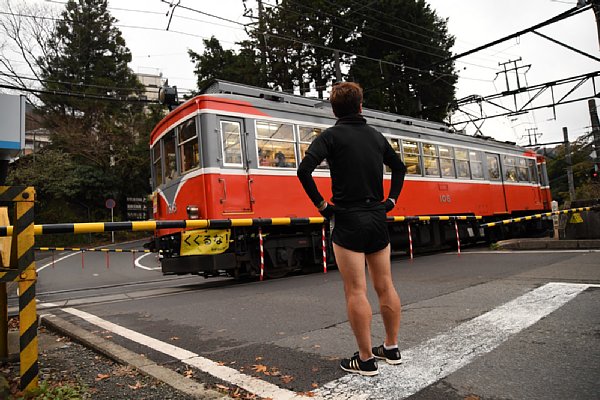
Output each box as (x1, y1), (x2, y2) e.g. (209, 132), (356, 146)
(486, 154), (500, 180)
(503, 155), (517, 182)
(439, 145), (455, 178)
(256, 121), (296, 168)
(163, 131), (177, 183)
(469, 151), (484, 179)
(178, 118), (199, 173)
(517, 157), (529, 181)
(385, 138), (402, 173)
(528, 159), (539, 183)
(221, 121), (243, 166)
(298, 126), (327, 169)
(152, 144), (162, 187)
(402, 140), (421, 175)
(422, 143), (440, 176)
(455, 148), (470, 179)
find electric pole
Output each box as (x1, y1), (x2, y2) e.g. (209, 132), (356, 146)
(497, 58), (532, 110)
(589, 98), (600, 171)
(523, 127), (542, 146)
(563, 127), (576, 201)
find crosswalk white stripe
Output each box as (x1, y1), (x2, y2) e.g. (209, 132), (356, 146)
(316, 282), (596, 400)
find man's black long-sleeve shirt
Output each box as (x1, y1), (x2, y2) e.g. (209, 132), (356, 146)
(297, 114), (406, 207)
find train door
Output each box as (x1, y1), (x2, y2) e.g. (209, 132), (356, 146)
(218, 118), (254, 213)
(486, 153), (509, 214)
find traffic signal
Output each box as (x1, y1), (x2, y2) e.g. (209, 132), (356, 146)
(592, 165), (600, 181)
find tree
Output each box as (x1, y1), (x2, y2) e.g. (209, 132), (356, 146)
(188, 36), (266, 92)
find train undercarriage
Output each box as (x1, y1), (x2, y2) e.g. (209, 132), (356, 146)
(149, 216), (551, 280)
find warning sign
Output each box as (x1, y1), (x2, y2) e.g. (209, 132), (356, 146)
(180, 229), (230, 256)
(569, 213), (584, 224)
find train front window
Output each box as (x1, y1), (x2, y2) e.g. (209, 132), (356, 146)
(455, 148), (470, 179)
(221, 121), (243, 166)
(256, 121), (296, 168)
(178, 118), (199, 173)
(298, 126), (327, 169)
(163, 131), (177, 183)
(402, 140), (421, 175)
(152, 144), (162, 187)
(422, 142), (440, 177)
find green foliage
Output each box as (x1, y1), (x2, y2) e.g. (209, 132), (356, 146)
(12, 380), (89, 399)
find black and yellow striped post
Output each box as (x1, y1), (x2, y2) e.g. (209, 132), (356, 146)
(0, 186), (38, 391)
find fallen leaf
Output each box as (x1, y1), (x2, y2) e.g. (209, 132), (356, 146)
(183, 368), (194, 378)
(281, 375), (294, 384)
(252, 364), (268, 374)
(215, 384), (229, 390)
(95, 373), (110, 381)
(170, 336), (179, 341)
(311, 383), (319, 388)
(128, 381), (144, 390)
(255, 356), (263, 361)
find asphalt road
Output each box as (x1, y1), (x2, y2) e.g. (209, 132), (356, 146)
(19, 245), (600, 399)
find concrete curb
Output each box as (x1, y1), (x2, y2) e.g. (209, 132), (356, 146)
(495, 238), (600, 250)
(41, 314), (228, 399)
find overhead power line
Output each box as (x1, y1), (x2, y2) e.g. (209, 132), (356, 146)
(429, 4), (592, 67)
(0, 83), (158, 103)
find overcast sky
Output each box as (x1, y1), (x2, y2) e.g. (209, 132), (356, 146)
(29, 0), (600, 145)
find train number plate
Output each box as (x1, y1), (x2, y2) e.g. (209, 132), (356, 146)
(180, 229), (231, 256)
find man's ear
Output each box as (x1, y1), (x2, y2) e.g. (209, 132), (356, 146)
(359, 103), (363, 113)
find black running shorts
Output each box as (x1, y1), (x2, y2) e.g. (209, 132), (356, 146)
(331, 203), (390, 254)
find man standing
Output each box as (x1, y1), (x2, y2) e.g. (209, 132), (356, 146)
(297, 82), (407, 376)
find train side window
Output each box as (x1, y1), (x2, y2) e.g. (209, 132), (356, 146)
(220, 121), (243, 166)
(486, 154), (501, 180)
(298, 126), (327, 169)
(152, 143), (162, 187)
(469, 150), (484, 179)
(516, 157), (529, 182)
(503, 155), (517, 182)
(256, 121), (296, 168)
(528, 159), (539, 183)
(163, 130), (177, 183)
(385, 137), (402, 173)
(422, 142), (440, 177)
(178, 118), (199, 173)
(402, 140), (421, 175)
(438, 145), (455, 178)
(455, 148), (471, 179)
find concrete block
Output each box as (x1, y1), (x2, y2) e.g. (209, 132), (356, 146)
(577, 240), (600, 249)
(518, 240), (549, 250)
(546, 240), (580, 250)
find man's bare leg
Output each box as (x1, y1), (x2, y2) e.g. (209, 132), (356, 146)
(333, 243), (373, 361)
(366, 245), (401, 347)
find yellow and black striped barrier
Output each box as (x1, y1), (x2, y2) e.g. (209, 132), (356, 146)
(480, 206), (598, 228)
(35, 247), (152, 253)
(0, 214), (483, 236)
(0, 186), (38, 391)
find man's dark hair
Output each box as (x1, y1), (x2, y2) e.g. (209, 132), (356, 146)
(330, 82), (363, 118)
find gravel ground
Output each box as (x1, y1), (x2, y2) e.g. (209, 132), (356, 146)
(1, 325), (200, 399)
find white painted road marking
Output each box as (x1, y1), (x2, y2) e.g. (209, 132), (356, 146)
(59, 282), (598, 400)
(134, 252), (162, 270)
(61, 307), (306, 400)
(316, 282), (599, 400)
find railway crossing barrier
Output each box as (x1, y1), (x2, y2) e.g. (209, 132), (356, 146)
(0, 186), (38, 392)
(479, 206), (598, 228)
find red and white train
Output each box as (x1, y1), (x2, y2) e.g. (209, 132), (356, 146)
(147, 80), (551, 278)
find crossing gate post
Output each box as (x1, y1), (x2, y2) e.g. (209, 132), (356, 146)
(0, 186), (38, 391)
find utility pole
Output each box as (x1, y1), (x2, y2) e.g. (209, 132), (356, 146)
(592, 0), (600, 49)
(589, 98), (600, 171)
(563, 127), (576, 201)
(523, 127), (542, 146)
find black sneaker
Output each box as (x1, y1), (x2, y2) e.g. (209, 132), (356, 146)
(340, 352), (378, 376)
(372, 344), (402, 365)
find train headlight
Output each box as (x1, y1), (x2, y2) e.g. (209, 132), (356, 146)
(186, 205), (199, 220)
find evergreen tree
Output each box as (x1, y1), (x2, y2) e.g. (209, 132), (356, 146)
(35, 0), (150, 220)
